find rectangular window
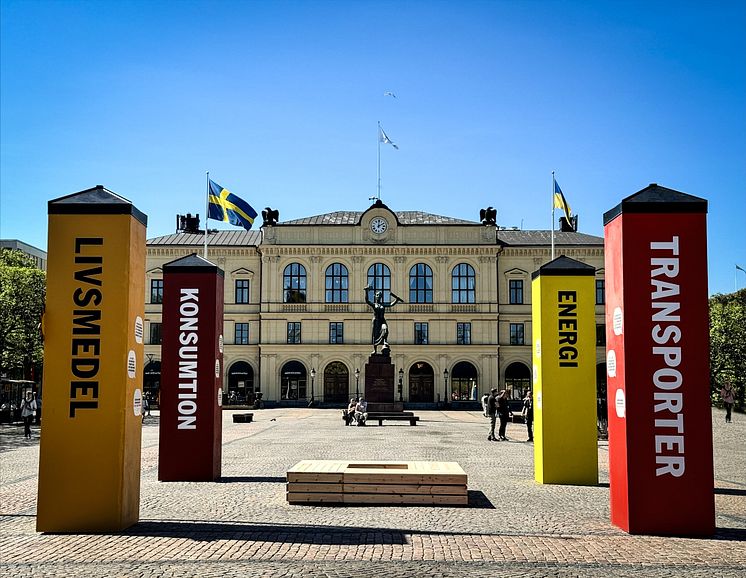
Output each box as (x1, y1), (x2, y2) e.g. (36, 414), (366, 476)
(509, 279), (524, 304)
(457, 322), (471, 345)
(596, 279), (605, 305)
(235, 322), (249, 345)
(235, 279), (250, 304)
(149, 322), (162, 345)
(509, 323), (525, 345)
(596, 324), (606, 346)
(414, 322), (429, 345)
(287, 322), (301, 344)
(150, 279), (163, 304)
(329, 322), (344, 344)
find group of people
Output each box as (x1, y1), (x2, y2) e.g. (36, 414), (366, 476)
(343, 397), (368, 426)
(483, 388), (533, 442)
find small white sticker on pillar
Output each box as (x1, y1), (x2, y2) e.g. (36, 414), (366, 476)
(134, 316), (144, 344)
(217, 387), (223, 407)
(607, 350), (617, 378)
(127, 350), (137, 379)
(615, 388), (626, 418)
(133, 388), (143, 417)
(215, 359), (220, 378)
(613, 307), (623, 336)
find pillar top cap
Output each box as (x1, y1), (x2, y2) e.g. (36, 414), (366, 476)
(163, 253), (224, 276)
(48, 185), (147, 225)
(532, 255), (595, 280)
(603, 183), (707, 225)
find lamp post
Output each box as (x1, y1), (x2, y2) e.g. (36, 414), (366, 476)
(398, 368), (404, 402)
(443, 368), (449, 408)
(309, 368), (316, 407)
(354, 368), (360, 400)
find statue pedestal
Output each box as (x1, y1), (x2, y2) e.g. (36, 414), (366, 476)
(364, 353), (395, 404)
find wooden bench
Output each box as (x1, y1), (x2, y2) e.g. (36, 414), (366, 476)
(372, 415), (419, 426)
(287, 460), (467, 505)
(232, 413), (254, 423)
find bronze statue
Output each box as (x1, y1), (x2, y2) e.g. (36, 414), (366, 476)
(364, 285), (403, 354)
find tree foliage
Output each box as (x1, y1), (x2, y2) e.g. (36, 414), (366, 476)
(0, 249), (46, 380)
(709, 288), (746, 410)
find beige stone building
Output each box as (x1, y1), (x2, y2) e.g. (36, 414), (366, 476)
(143, 201), (605, 407)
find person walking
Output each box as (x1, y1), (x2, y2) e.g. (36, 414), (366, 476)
(497, 389), (511, 441)
(20, 391), (37, 439)
(487, 388), (498, 441)
(522, 389), (534, 442)
(721, 381), (735, 423)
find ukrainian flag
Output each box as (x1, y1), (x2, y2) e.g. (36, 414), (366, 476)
(208, 180), (257, 230)
(553, 180), (572, 221)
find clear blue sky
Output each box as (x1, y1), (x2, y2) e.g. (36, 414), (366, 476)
(1, 0), (744, 294)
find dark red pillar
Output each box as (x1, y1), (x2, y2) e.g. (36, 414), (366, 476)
(603, 184), (714, 535)
(158, 254), (224, 482)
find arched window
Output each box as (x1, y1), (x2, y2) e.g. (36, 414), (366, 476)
(504, 362), (531, 400)
(280, 360), (307, 400)
(452, 263), (476, 303)
(367, 263), (391, 302)
(226, 361), (255, 405)
(408, 361), (434, 402)
(325, 263), (349, 303)
(323, 361), (349, 403)
(409, 263), (433, 303)
(283, 263), (307, 303)
(450, 361), (478, 401)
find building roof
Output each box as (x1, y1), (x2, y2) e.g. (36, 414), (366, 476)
(497, 230), (603, 246)
(148, 230), (261, 246)
(280, 210), (478, 226)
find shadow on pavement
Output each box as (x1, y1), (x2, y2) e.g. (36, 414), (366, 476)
(217, 476), (287, 483)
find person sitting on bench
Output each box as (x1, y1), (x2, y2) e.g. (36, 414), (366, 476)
(343, 398), (357, 426)
(355, 397), (368, 426)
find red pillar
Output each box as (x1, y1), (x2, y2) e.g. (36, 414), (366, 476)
(603, 184), (714, 535)
(158, 254), (224, 482)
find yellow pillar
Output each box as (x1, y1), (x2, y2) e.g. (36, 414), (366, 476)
(37, 186), (147, 532)
(532, 256), (598, 485)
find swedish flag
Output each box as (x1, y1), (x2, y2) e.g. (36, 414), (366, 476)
(208, 180), (257, 230)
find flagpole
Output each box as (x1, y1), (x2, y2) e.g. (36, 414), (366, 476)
(204, 171), (209, 259)
(551, 171), (555, 260)
(377, 121), (382, 200)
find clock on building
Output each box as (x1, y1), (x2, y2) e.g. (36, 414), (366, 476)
(370, 217), (388, 234)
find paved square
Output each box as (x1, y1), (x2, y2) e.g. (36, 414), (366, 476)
(1, 408), (744, 577)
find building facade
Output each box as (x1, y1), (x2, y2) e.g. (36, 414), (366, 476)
(143, 201), (606, 407)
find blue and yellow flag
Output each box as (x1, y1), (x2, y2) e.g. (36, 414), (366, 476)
(553, 180), (572, 221)
(208, 180), (257, 230)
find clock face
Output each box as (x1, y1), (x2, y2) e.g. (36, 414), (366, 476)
(370, 217), (388, 234)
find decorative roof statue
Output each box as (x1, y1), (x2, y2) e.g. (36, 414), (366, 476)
(261, 207), (280, 226)
(480, 206), (497, 226)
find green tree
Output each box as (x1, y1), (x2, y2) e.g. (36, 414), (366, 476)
(709, 288), (746, 411)
(0, 249), (46, 380)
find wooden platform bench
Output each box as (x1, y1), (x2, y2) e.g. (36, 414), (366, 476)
(232, 413), (253, 423)
(287, 460), (468, 505)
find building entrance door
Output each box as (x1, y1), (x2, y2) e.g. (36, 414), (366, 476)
(324, 362), (349, 404)
(408, 362), (434, 402)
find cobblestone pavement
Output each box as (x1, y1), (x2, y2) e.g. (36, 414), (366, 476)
(1, 408), (744, 577)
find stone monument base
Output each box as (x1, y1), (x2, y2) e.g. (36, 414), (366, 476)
(364, 353), (395, 404)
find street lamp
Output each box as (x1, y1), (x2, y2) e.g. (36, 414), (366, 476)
(398, 368), (404, 402)
(443, 368), (449, 407)
(309, 368), (316, 407)
(354, 368), (360, 399)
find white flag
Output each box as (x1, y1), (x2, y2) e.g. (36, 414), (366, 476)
(379, 125), (399, 149)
